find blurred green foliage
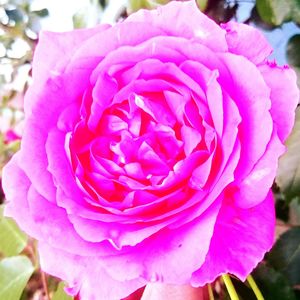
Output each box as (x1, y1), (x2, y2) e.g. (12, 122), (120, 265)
(256, 0), (300, 26)
(277, 107), (300, 203)
(52, 282), (73, 300)
(0, 256), (34, 300)
(0, 205), (27, 257)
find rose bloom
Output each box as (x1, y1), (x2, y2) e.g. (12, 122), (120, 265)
(2, 1), (299, 299)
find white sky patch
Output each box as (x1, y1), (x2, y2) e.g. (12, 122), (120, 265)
(101, 0), (127, 24)
(32, 0), (90, 31)
(31, 0), (126, 31)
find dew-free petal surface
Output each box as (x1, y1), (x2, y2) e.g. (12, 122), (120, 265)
(191, 191), (275, 285)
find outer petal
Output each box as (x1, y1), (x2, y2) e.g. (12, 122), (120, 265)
(26, 25), (110, 115)
(98, 199), (221, 284)
(235, 130), (285, 208)
(191, 191), (275, 286)
(45, 128), (86, 208)
(2, 153), (115, 256)
(2, 153), (36, 232)
(221, 22), (272, 65)
(125, 0), (227, 52)
(217, 53), (273, 178)
(20, 69), (96, 202)
(259, 63), (300, 142)
(68, 23), (165, 77)
(39, 243), (146, 300)
(19, 41), (106, 202)
(19, 121), (57, 201)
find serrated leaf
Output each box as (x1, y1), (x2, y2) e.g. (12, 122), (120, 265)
(252, 264), (297, 300)
(52, 282), (73, 300)
(0, 205), (27, 257)
(0, 256), (34, 300)
(276, 107), (300, 202)
(256, 0), (300, 26)
(267, 227), (300, 285)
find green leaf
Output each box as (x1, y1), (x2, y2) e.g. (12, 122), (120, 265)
(52, 282), (73, 300)
(196, 0), (208, 12)
(0, 205), (27, 257)
(0, 256), (34, 300)
(256, 0), (300, 26)
(72, 12), (87, 29)
(31, 8), (49, 18)
(276, 107), (300, 202)
(128, 0), (170, 12)
(267, 227), (300, 285)
(72, 1), (102, 29)
(252, 264), (297, 300)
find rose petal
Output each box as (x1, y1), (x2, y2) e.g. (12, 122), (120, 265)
(88, 74), (119, 131)
(234, 129), (285, 208)
(26, 25), (110, 114)
(180, 61), (224, 136)
(45, 128), (85, 206)
(68, 213), (178, 248)
(101, 198), (222, 283)
(39, 243), (146, 300)
(3, 155), (114, 256)
(221, 22), (272, 65)
(217, 53), (273, 177)
(19, 120), (56, 201)
(126, 1), (227, 52)
(191, 191), (275, 285)
(259, 62), (300, 142)
(181, 125), (202, 156)
(3, 154), (38, 235)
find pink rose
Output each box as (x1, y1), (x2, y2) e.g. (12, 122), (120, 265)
(2, 1), (299, 299)
(4, 129), (21, 143)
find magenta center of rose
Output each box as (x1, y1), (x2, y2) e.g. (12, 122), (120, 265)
(69, 81), (217, 209)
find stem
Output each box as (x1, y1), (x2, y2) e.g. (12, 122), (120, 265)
(222, 274), (239, 300)
(247, 275), (264, 300)
(41, 270), (50, 300)
(208, 284), (215, 300)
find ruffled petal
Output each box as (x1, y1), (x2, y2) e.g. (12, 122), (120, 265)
(3, 154), (113, 256)
(191, 191), (275, 285)
(126, 0), (227, 52)
(217, 53), (273, 178)
(2, 153), (37, 234)
(100, 199), (221, 284)
(26, 25), (110, 114)
(235, 130), (285, 208)
(259, 62), (300, 142)
(221, 22), (272, 65)
(39, 243), (146, 300)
